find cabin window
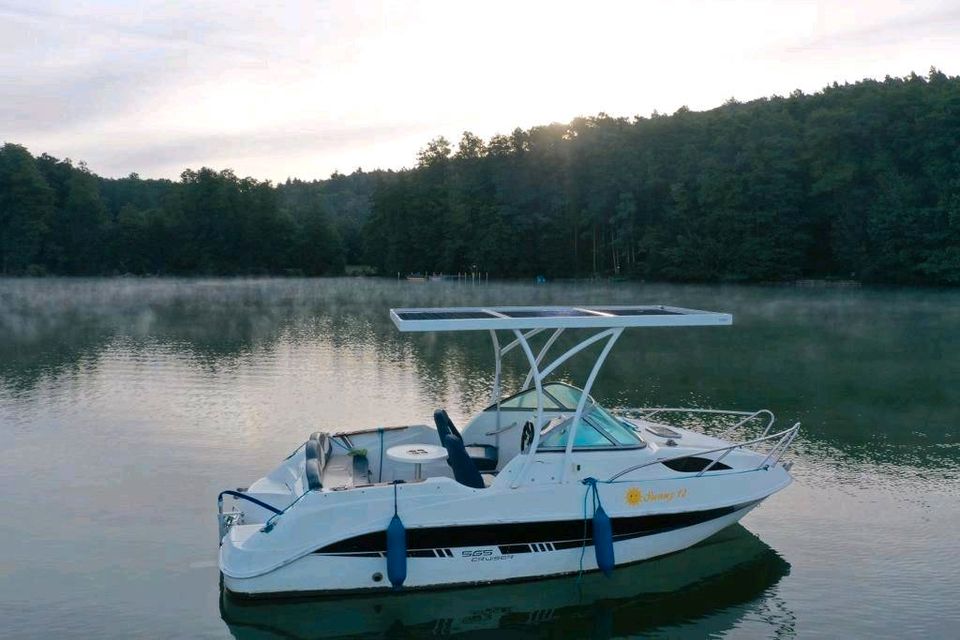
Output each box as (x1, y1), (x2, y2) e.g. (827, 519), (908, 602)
(661, 456), (731, 472)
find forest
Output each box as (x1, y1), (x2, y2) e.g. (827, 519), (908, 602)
(2, 69), (959, 284)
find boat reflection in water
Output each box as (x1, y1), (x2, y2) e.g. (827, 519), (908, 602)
(220, 525), (792, 639)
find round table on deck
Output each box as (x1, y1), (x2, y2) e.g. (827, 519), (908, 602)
(386, 444), (448, 480)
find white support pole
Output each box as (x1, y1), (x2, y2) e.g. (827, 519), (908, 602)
(489, 330), (502, 406)
(522, 328), (565, 391)
(501, 327), (547, 356)
(559, 328), (623, 482)
(511, 329), (544, 489)
(538, 328), (618, 380)
(489, 330), (502, 437)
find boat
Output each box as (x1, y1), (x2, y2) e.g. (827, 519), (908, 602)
(220, 524), (792, 639)
(217, 305), (800, 597)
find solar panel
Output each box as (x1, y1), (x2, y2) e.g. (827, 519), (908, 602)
(390, 305), (732, 332)
(592, 307), (682, 316)
(395, 311), (497, 321)
(500, 308), (595, 318)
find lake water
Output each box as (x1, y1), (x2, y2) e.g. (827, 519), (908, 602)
(1, 278), (958, 639)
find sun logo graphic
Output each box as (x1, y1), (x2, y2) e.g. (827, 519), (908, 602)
(625, 487), (642, 506)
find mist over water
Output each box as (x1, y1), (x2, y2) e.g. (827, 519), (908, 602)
(1, 277), (958, 638)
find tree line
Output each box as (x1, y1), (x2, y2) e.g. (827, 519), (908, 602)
(0, 150), (382, 276)
(366, 69), (960, 285)
(2, 69), (959, 283)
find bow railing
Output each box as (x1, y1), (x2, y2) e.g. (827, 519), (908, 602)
(607, 422), (801, 482)
(623, 407), (777, 439)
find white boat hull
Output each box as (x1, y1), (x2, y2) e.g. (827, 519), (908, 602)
(221, 524), (790, 639)
(223, 499), (763, 596)
(219, 385), (797, 597)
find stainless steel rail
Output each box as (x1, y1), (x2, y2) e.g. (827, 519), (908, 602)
(625, 407), (776, 438)
(607, 422), (801, 482)
(484, 420), (520, 436)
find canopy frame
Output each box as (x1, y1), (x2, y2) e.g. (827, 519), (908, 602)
(390, 304), (733, 486)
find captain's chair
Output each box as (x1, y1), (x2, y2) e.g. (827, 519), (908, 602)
(433, 409), (499, 472)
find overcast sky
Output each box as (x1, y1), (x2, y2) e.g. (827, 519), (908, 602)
(2, 0), (958, 182)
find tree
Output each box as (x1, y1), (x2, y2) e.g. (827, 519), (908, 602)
(417, 137), (452, 167)
(0, 144), (53, 273)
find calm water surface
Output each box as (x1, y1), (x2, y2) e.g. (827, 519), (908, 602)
(1, 278), (958, 639)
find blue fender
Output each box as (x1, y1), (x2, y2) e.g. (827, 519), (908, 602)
(593, 504), (615, 577)
(386, 513), (407, 589)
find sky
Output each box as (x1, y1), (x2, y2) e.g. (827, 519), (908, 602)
(2, 0), (959, 182)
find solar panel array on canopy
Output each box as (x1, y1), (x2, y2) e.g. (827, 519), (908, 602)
(390, 305), (732, 332)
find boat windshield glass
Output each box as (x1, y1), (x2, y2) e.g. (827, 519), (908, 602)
(498, 390), (561, 410)
(585, 406), (640, 446)
(538, 417), (613, 448)
(493, 383), (590, 412)
(543, 384), (585, 409)
(539, 406), (644, 450)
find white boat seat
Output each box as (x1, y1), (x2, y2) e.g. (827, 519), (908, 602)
(304, 440), (322, 491)
(322, 455), (353, 489)
(304, 433), (335, 491)
(309, 432), (333, 461)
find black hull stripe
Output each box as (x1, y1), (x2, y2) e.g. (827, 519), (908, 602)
(314, 501), (758, 556)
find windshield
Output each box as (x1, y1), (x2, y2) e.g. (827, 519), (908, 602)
(492, 383), (591, 411)
(585, 406), (640, 446)
(539, 417), (613, 448)
(497, 389), (561, 410)
(539, 406), (644, 450)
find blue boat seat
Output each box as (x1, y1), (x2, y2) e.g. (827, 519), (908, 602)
(433, 409), (499, 472)
(442, 434), (485, 489)
(464, 444), (499, 472)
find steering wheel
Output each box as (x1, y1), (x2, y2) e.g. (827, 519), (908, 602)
(520, 421), (535, 453)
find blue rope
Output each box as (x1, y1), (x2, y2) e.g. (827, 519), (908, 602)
(378, 428), (385, 483)
(283, 442), (306, 460)
(577, 482), (590, 583)
(576, 477), (609, 586)
(331, 436), (351, 452)
(218, 490), (282, 515)
(577, 477), (602, 584)
(261, 489), (310, 533)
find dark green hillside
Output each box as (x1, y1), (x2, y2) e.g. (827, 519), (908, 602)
(2, 69), (958, 283)
(366, 69), (960, 284)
